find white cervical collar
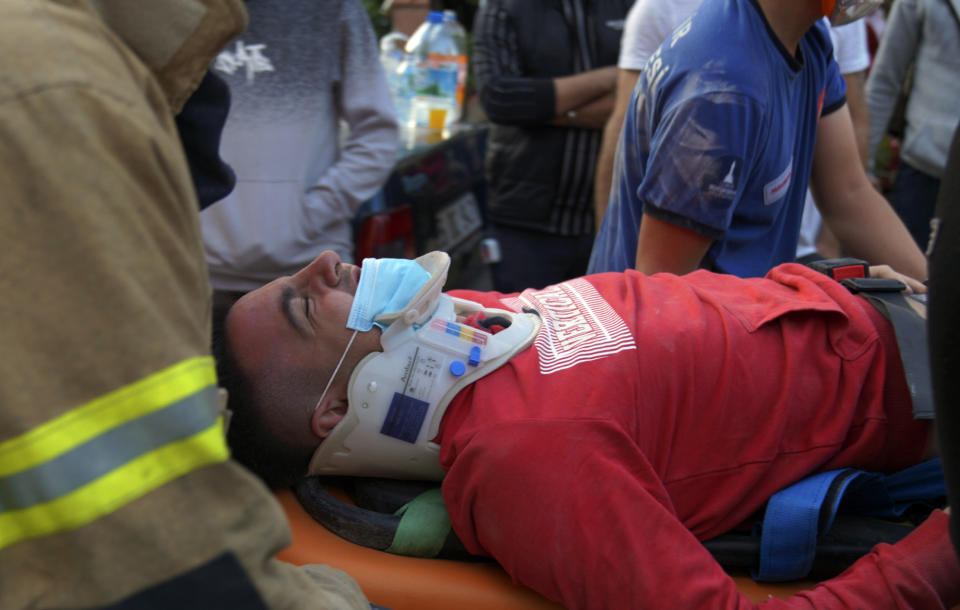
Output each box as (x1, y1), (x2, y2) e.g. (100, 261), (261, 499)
(306, 252), (540, 480)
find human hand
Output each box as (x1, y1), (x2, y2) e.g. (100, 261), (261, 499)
(868, 264), (927, 294)
(868, 175), (884, 193)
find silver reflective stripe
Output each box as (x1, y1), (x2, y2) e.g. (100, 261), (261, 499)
(0, 356), (229, 551)
(0, 386), (219, 513)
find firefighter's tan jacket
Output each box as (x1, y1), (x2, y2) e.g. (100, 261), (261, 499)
(0, 1), (367, 607)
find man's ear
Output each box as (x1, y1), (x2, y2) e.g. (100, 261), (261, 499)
(310, 396), (347, 439)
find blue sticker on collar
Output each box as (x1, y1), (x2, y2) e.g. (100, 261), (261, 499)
(381, 392), (429, 444)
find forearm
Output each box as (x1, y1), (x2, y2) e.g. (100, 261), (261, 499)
(812, 107), (926, 279)
(550, 91), (615, 130)
(595, 69), (641, 229)
(481, 67), (616, 127)
(552, 66), (618, 117)
(821, 182), (927, 280)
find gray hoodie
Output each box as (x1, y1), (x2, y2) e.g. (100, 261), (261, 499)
(867, 0), (960, 178)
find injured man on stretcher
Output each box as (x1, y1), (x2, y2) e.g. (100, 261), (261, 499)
(214, 249), (959, 609)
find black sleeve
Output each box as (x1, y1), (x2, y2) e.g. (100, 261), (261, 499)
(471, 0), (556, 125)
(175, 70), (235, 210)
(928, 120), (960, 561)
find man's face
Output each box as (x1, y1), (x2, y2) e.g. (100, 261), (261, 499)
(227, 250), (362, 377)
(225, 251), (372, 443)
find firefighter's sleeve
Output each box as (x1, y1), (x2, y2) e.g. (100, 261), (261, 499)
(0, 7), (367, 608)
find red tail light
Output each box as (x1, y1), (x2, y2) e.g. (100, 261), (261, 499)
(354, 204), (417, 260)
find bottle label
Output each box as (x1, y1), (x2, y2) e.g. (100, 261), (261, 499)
(422, 53), (466, 108)
(412, 61), (458, 100)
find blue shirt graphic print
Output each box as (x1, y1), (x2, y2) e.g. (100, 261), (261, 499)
(588, 0), (846, 277)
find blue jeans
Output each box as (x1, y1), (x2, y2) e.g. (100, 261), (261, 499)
(488, 223), (595, 293)
(891, 161), (941, 251)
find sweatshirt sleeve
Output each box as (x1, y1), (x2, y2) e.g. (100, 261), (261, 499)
(302, 0), (399, 233)
(865, 0), (922, 170)
(440, 420), (960, 610)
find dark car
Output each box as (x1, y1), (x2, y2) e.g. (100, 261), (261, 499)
(353, 123), (494, 291)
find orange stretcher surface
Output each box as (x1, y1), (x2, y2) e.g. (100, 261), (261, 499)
(274, 489), (820, 609)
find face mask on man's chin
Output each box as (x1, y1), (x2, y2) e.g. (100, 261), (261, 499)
(311, 257), (432, 416)
(822, 0), (883, 26)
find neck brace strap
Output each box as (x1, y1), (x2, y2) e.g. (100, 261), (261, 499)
(307, 293), (540, 480)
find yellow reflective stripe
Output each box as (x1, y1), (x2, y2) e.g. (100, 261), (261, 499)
(0, 418), (228, 551)
(0, 357), (216, 477)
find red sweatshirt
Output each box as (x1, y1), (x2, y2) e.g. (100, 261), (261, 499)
(440, 263), (959, 609)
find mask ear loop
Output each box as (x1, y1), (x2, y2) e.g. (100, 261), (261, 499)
(314, 329), (358, 412)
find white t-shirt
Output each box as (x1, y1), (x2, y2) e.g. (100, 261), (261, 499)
(797, 19), (869, 259)
(828, 20), (870, 75)
(617, 0), (703, 70)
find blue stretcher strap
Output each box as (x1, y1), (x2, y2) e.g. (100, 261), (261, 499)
(753, 469), (860, 582)
(753, 459), (945, 582)
(841, 458), (946, 518)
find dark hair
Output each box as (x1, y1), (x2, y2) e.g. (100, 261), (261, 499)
(211, 295), (310, 489)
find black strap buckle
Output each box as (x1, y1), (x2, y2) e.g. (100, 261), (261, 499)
(841, 277), (908, 293)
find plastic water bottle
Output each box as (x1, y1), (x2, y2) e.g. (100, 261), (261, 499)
(379, 31), (410, 123)
(442, 10), (469, 121)
(405, 11), (461, 130)
(379, 31), (408, 76)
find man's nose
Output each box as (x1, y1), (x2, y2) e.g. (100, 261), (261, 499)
(297, 250), (342, 287)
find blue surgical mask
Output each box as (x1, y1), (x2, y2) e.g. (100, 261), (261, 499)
(314, 257), (432, 414)
(346, 257), (431, 332)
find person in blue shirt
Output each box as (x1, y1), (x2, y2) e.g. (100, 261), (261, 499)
(589, 0), (926, 280)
